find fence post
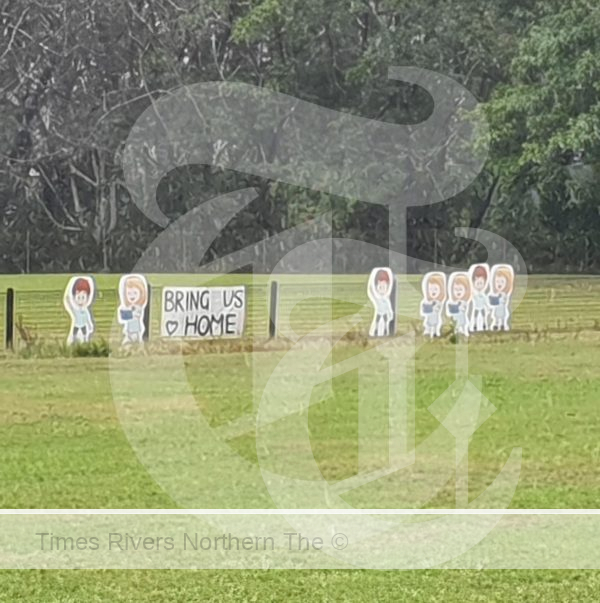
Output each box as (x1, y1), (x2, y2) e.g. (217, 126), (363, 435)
(268, 281), (279, 339)
(143, 284), (152, 342)
(5, 288), (14, 350)
(390, 276), (398, 336)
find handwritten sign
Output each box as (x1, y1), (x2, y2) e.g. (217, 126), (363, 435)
(160, 286), (246, 339)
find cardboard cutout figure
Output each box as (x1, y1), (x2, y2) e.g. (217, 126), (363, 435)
(64, 276), (95, 344)
(367, 267), (395, 337)
(489, 264), (514, 331)
(118, 274), (149, 344)
(420, 272), (446, 338)
(468, 263), (491, 332)
(446, 271), (472, 337)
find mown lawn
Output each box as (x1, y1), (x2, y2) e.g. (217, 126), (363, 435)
(0, 569), (599, 602)
(1, 337), (599, 509)
(1, 275), (600, 599)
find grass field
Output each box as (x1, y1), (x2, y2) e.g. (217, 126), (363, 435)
(2, 339), (600, 510)
(1, 274), (600, 599)
(1, 569), (599, 602)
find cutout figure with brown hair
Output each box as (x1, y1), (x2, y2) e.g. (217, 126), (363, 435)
(446, 272), (472, 337)
(468, 263), (490, 332)
(489, 264), (514, 331)
(420, 272), (446, 338)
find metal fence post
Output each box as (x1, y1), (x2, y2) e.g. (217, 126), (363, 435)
(268, 281), (279, 339)
(5, 288), (14, 350)
(390, 276), (398, 336)
(143, 284), (152, 342)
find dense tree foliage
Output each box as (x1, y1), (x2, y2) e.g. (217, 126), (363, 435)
(0, 0), (596, 273)
(486, 0), (600, 271)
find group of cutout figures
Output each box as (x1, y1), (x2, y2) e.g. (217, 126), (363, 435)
(63, 264), (514, 344)
(367, 263), (515, 338)
(63, 274), (148, 345)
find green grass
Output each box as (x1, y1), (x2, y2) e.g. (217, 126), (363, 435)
(0, 569), (598, 602)
(2, 274), (600, 598)
(1, 337), (599, 509)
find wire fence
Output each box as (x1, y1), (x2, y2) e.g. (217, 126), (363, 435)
(3, 284), (270, 348)
(2, 275), (600, 349)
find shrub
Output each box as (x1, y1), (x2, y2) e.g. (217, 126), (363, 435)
(69, 339), (111, 357)
(17, 339), (111, 359)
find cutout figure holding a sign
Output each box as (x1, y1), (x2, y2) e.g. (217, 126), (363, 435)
(367, 267), (395, 337)
(420, 272), (446, 338)
(446, 272), (472, 337)
(469, 263), (490, 333)
(118, 274), (149, 344)
(64, 276), (95, 345)
(489, 264), (514, 331)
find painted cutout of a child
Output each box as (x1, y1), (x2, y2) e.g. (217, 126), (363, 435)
(368, 267), (395, 337)
(118, 274), (149, 344)
(420, 272), (446, 338)
(469, 263), (490, 333)
(446, 272), (472, 337)
(489, 264), (514, 331)
(64, 276), (95, 344)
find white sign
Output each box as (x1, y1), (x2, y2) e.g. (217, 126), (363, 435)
(161, 286), (246, 339)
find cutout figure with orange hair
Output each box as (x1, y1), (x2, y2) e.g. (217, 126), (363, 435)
(367, 267), (395, 337)
(489, 264), (514, 331)
(446, 272), (472, 337)
(468, 263), (490, 332)
(118, 274), (149, 344)
(64, 276), (96, 344)
(420, 272), (446, 338)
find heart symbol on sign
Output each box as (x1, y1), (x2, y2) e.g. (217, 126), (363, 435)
(165, 321), (179, 336)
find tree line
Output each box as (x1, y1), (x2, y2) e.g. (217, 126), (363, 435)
(1, 0), (598, 274)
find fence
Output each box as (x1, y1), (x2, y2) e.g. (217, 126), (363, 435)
(2, 275), (600, 350)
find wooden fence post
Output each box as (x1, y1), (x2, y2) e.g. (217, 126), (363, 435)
(390, 276), (398, 336)
(143, 284), (152, 342)
(5, 288), (14, 350)
(268, 281), (279, 339)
